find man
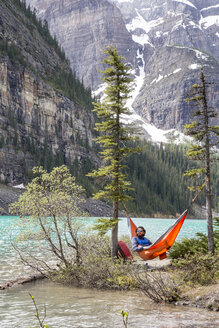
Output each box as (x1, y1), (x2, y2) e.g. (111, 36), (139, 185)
(131, 226), (152, 252)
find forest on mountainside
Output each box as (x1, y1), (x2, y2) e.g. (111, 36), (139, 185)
(0, 0), (94, 110)
(124, 142), (219, 216)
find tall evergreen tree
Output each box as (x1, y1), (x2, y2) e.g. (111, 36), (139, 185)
(87, 46), (141, 258)
(184, 67), (219, 254)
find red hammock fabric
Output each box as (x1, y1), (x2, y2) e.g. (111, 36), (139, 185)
(128, 209), (188, 260)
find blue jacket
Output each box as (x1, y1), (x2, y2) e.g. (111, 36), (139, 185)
(131, 236), (152, 252)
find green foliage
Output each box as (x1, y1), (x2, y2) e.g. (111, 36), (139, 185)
(184, 68), (218, 254)
(88, 46), (141, 205)
(2, 0), (94, 110)
(0, 39), (27, 67)
(169, 216), (219, 259)
(0, 135), (5, 148)
(168, 236), (208, 259)
(124, 142), (194, 215)
(87, 46), (141, 256)
(172, 253), (219, 286)
(169, 216), (219, 286)
(184, 67), (218, 192)
(92, 217), (121, 235)
(29, 294), (49, 328)
(9, 0), (66, 61)
(48, 67), (93, 110)
(9, 165), (86, 267)
(52, 233), (137, 290)
(121, 310), (129, 328)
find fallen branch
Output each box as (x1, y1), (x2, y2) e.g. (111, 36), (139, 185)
(0, 272), (46, 290)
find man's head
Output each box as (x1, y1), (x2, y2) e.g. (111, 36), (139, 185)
(136, 226), (145, 237)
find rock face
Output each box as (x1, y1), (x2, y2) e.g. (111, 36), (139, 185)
(0, 0), (96, 184)
(0, 57), (95, 183)
(27, 0), (219, 133)
(112, 0), (219, 129)
(26, 0), (138, 90)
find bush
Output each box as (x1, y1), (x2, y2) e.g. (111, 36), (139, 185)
(172, 253), (219, 286)
(51, 233), (137, 290)
(168, 234), (208, 259)
(169, 216), (219, 259)
(133, 269), (181, 303)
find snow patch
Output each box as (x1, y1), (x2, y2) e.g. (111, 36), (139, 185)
(150, 68), (182, 85)
(171, 19), (186, 32)
(155, 31), (162, 38)
(173, 45), (209, 61)
(13, 184), (26, 189)
(92, 83), (107, 99)
(126, 10), (164, 35)
(193, 49), (209, 61)
(132, 34), (154, 47)
(173, 0), (197, 9)
(188, 63), (201, 70)
(188, 20), (202, 30)
(121, 111), (187, 144)
(199, 15), (219, 29)
(126, 48), (146, 110)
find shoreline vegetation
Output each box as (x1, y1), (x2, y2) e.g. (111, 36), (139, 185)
(0, 258), (218, 312)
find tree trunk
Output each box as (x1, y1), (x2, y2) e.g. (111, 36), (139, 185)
(111, 200), (119, 259)
(206, 182), (214, 254)
(202, 69), (214, 254)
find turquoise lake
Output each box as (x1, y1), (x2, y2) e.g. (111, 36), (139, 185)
(0, 214), (207, 256)
(0, 214), (207, 284)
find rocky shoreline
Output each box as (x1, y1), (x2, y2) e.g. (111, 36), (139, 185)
(0, 183), (123, 217)
(176, 285), (219, 312)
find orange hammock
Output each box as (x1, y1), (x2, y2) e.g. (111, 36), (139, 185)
(127, 209), (188, 260)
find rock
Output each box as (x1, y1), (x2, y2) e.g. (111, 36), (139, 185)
(206, 296), (219, 311)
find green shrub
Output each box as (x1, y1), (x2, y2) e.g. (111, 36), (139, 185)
(168, 233), (209, 259)
(169, 216), (219, 259)
(51, 233), (137, 290)
(172, 253), (219, 286)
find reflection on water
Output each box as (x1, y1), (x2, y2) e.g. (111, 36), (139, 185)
(0, 280), (219, 328)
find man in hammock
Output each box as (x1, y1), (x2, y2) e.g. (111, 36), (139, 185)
(131, 226), (152, 252)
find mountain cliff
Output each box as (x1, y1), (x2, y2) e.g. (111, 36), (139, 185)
(26, 0), (138, 90)
(113, 0), (219, 130)
(0, 0), (97, 185)
(26, 0), (219, 137)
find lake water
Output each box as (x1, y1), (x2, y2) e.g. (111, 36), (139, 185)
(1, 215), (218, 328)
(0, 214), (207, 283)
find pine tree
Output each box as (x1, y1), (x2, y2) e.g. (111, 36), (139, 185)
(184, 67), (219, 254)
(87, 46), (141, 258)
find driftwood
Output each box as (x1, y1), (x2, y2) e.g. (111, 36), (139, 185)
(0, 272), (46, 290)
